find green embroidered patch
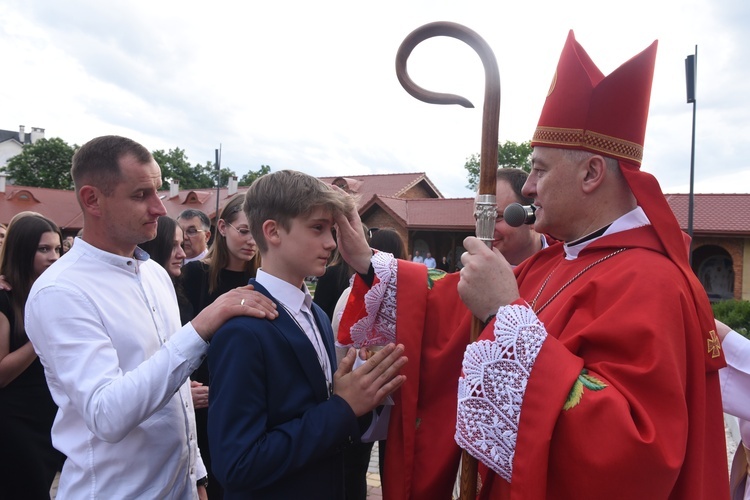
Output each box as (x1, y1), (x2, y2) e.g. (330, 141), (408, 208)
(426, 268), (448, 289)
(563, 369), (607, 411)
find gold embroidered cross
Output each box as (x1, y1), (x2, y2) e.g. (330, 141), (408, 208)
(707, 330), (721, 358)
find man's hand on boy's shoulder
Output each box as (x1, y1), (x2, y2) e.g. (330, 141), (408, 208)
(191, 285), (278, 342)
(333, 205), (372, 275)
(333, 343), (407, 417)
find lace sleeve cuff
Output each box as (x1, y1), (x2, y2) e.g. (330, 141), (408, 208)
(347, 251), (398, 348)
(455, 303), (548, 482)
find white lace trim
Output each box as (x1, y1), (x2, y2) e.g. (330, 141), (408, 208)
(348, 252), (398, 348)
(455, 304), (547, 482)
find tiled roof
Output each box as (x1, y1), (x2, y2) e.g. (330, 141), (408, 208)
(0, 129), (29, 145)
(666, 193), (750, 236)
(365, 195), (476, 231)
(161, 188), (249, 221)
(0, 185), (81, 230)
(318, 172), (443, 208)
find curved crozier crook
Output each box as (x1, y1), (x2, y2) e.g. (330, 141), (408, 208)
(395, 20), (500, 195)
(395, 22), (501, 500)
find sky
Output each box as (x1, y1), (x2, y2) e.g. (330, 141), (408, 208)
(1, 0), (748, 198)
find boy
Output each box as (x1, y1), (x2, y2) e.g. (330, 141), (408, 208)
(208, 170), (407, 499)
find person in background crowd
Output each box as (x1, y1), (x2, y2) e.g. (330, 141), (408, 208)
(493, 168), (550, 267)
(437, 255), (450, 272)
(178, 208), (212, 264)
(25, 135), (277, 499)
(0, 223), (7, 250)
(411, 249), (424, 264)
(0, 214), (65, 500)
(423, 252), (436, 269)
(313, 247), (355, 321)
(62, 235), (75, 254)
(181, 193), (260, 500)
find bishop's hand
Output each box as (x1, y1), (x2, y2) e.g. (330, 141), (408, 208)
(458, 236), (520, 320)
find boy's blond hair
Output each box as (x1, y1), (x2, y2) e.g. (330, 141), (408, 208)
(245, 170), (355, 253)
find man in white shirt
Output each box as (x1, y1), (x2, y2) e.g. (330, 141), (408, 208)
(178, 209), (212, 263)
(412, 250), (424, 264)
(423, 252), (437, 269)
(25, 135), (278, 499)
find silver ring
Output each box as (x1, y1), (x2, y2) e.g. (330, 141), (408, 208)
(240, 298), (246, 306)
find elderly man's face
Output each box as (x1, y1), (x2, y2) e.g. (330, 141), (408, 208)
(523, 147), (586, 241)
(179, 216), (210, 259)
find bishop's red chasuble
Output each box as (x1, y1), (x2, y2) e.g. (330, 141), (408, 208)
(341, 224), (729, 499)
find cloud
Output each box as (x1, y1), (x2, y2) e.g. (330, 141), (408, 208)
(1, 0), (748, 199)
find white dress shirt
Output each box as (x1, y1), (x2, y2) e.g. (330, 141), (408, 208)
(25, 238), (208, 499)
(255, 269), (332, 392)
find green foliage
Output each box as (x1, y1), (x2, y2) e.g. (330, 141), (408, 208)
(464, 140), (533, 191)
(152, 148), (237, 190)
(2, 137), (77, 189)
(239, 165), (271, 186)
(712, 300), (750, 338)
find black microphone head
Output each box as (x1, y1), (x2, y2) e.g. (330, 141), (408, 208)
(503, 203), (536, 227)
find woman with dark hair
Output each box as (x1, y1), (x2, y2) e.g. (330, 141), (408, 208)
(0, 214), (65, 499)
(368, 228), (407, 260)
(139, 216), (192, 324)
(181, 194), (259, 500)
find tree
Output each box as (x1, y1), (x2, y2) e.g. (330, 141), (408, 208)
(2, 137), (77, 189)
(152, 148), (237, 190)
(239, 165), (271, 186)
(464, 140), (533, 191)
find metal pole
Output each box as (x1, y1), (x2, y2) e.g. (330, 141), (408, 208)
(215, 146), (221, 227)
(685, 47), (697, 265)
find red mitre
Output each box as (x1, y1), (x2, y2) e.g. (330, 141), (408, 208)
(531, 30), (656, 165)
(532, 31), (724, 371)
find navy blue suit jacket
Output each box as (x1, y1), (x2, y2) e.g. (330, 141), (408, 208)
(208, 280), (360, 499)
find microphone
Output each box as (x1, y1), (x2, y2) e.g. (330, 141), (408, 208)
(503, 203), (536, 227)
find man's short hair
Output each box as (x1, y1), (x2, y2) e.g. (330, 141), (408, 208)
(71, 136), (152, 196)
(496, 168), (534, 206)
(245, 170), (355, 253)
(177, 209), (211, 231)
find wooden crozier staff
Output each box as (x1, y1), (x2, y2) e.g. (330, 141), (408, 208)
(395, 21), (500, 500)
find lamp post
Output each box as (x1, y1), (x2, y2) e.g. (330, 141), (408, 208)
(685, 47), (697, 265)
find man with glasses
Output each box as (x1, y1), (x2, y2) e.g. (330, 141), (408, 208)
(178, 209), (212, 263)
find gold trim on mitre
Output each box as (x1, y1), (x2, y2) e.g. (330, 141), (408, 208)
(533, 126), (644, 165)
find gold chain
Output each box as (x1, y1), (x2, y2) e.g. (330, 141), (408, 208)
(531, 248), (628, 315)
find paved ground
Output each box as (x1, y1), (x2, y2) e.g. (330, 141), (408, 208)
(366, 442), (383, 498)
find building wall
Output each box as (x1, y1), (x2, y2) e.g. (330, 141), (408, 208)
(0, 141), (22, 167)
(361, 209), (409, 250)
(400, 183), (433, 199)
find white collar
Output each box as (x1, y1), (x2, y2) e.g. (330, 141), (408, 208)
(564, 207), (650, 260)
(255, 268), (312, 314)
